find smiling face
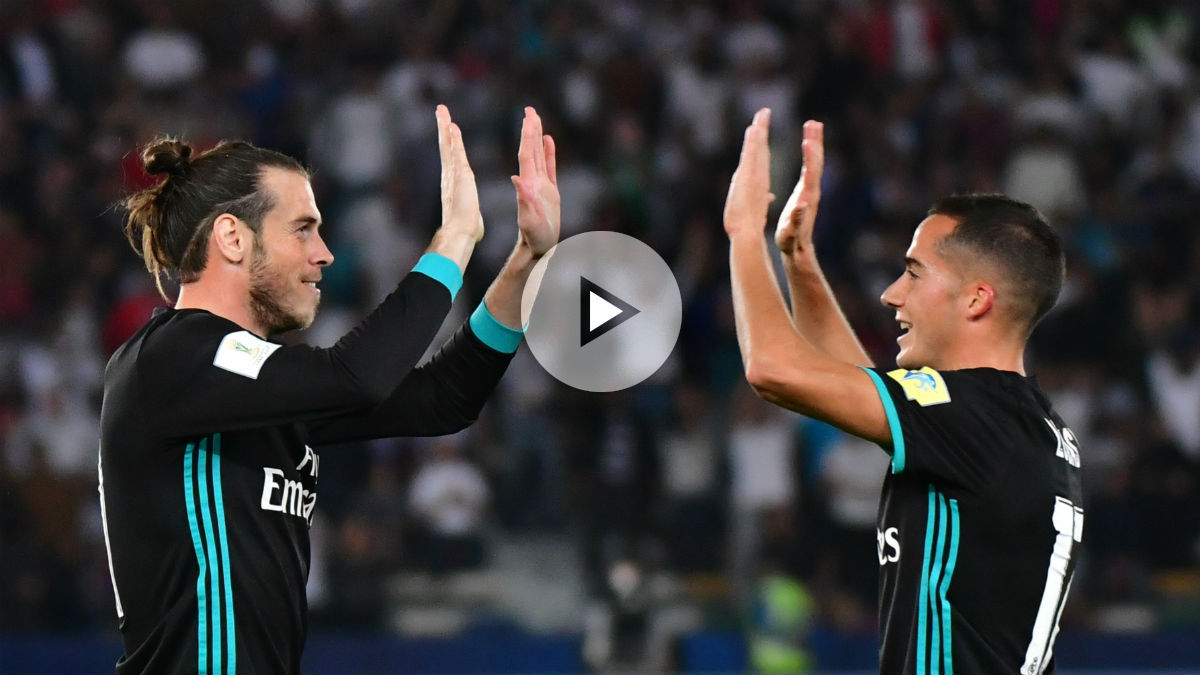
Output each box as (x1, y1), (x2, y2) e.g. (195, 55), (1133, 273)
(247, 167), (332, 335)
(880, 214), (966, 370)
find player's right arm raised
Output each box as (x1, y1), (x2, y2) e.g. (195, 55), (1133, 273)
(775, 120), (872, 367)
(724, 109), (889, 445)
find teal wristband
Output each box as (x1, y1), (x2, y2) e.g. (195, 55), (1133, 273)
(412, 253), (463, 301)
(469, 302), (524, 353)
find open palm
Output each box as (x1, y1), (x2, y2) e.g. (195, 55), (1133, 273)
(437, 105), (484, 242)
(512, 107), (560, 257)
(775, 120), (824, 255)
(724, 109), (775, 237)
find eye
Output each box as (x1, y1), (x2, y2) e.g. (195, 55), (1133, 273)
(906, 268), (918, 279)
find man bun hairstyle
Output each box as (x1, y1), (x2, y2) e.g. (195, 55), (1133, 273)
(143, 138), (194, 178)
(930, 193), (1066, 334)
(123, 136), (308, 299)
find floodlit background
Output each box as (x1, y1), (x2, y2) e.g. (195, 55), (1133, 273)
(1, 0), (1199, 673)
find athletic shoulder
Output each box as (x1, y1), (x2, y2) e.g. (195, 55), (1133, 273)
(154, 308), (246, 339)
(876, 366), (1029, 409)
(864, 366), (978, 411)
(129, 309), (283, 383)
(863, 366), (1036, 489)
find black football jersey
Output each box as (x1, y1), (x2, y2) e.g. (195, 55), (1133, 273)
(862, 367), (1083, 675)
(99, 265), (518, 674)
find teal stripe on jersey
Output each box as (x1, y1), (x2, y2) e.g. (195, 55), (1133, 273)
(412, 252), (463, 300)
(859, 367), (906, 472)
(197, 438), (222, 674)
(183, 443), (209, 674)
(917, 487), (936, 674)
(940, 497), (961, 675)
(469, 302), (523, 353)
(211, 434), (237, 674)
(928, 492), (949, 673)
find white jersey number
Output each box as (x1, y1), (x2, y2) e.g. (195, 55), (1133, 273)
(1021, 496), (1083, 675)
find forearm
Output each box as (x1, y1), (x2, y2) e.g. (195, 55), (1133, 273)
(783, 251), (873, 367)
(482, 242), (540, 329)
(327, 266), (455, 402)
(307, 321), (515, 443)
(729, 230), (820, 387)
(729, 231), (886, 439)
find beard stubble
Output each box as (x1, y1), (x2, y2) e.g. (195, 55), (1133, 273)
(248, 244), (315, 336)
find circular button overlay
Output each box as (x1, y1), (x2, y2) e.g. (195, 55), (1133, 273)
(521, 232), (682, 392)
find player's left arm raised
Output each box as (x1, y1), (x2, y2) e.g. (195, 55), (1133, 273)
(724, 109), (889, 444)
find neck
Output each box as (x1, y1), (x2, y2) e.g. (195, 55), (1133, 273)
(936, 333), (1027, 375)
(176, 277), (264, 337)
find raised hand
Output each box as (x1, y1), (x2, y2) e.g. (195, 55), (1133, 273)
(436, 104), (484, 242)
(724, 108), (774, 237)
(511, 106), (560, 257)
(775, 120), (824, 256)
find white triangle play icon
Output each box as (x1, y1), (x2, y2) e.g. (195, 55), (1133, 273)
(580, 277), (640, 346)
(590, 292), (622, 331)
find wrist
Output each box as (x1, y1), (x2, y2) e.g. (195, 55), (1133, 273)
(427, 227), (478, 271)
(499, 241), (544, 284)
(511, 239), (541, 265)
(725, 219), (764, 239)
(783, 246), (818, 268)
(728, 227), (767, 246)
(434, 225), (479, 245)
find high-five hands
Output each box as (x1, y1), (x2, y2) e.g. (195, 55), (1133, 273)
(512, 107), (560, 257)
(775, 121), (824, 256)
(436, 104), (485, 242)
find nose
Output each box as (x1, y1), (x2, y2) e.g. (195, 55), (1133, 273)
(880, 275), (903, 309)
(313, 232), (334, 267)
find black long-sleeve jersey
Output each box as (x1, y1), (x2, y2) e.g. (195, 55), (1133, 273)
(862, 367), (1083, 675)
(99, 263), (518, 675)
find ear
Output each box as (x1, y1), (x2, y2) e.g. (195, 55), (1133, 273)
(211, 213), (251, 264)
(965, 281), (995, 320)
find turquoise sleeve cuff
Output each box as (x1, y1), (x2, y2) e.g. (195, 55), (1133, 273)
(860, 366), (906, 474)
(412, 253), (463, 301)
(469, 302), (524, 354)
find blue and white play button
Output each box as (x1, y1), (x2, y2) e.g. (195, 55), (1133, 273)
(520, 232), (682, 392)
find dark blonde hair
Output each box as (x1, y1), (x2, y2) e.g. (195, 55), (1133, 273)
(123, 137), (308, 299)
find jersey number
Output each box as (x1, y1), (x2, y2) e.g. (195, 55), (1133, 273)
(1020, 496), (1083, 675)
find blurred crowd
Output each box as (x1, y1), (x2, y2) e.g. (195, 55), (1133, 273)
(2, 0), (1199, 665)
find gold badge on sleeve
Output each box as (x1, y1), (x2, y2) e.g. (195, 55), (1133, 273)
(886, 367), (951, 406)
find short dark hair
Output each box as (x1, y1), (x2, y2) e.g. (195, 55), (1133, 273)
(123, 137), (308, 299)
(930, 194), (1065, 333)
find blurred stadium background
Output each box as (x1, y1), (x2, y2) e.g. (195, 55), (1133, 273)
(2, 0), (1199, 673)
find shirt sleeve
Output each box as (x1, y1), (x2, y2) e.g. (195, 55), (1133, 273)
(142, 262), (458, 440)
(305, 311), (518, 444)
(859, 366), (1008, 492)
